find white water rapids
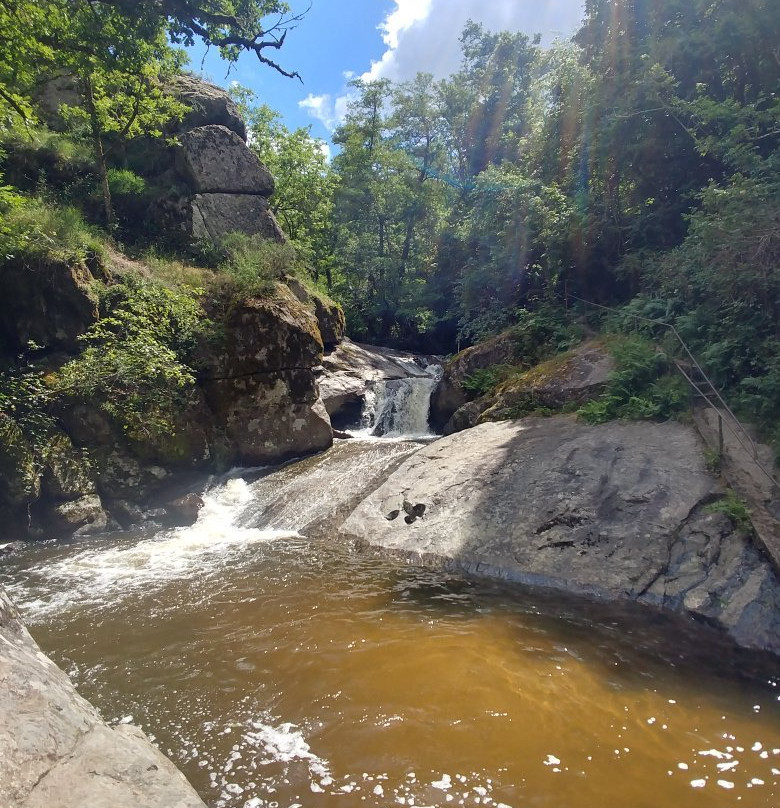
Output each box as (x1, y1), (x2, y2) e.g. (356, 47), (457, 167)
(355, 364), (442, 438)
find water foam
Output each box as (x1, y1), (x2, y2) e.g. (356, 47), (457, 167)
(10, 478), (298, 620)
(245, 719), (330, 779)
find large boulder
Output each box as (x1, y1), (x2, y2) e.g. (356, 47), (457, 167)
(169, 74), (247, 139)
(189, 193), (285, 242)
(445, 340), (613, 433)
(150, 124), (283, 245)
(286, 277), (345, 350)
(46, 494), (107, 535)
(177, 125), (274, 195)
(41, 432), (96, 500)
(429, 332), (517, 431)
(0, 587), (207, 808)
(340, 417), (780, 655)
(202, 285), (333, 464)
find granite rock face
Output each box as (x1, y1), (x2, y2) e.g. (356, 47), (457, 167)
(0, 587), (207, 808)
(340, 417), (780, 655)
(177, 125), (275, 195)
(169, 74), (247, 140)
(189, 193), (284, 243)
(0, 257), (99, 353)
(202, 285), (333, 464)
(446, 341), (614, 433)
(319, 338), (440, 425)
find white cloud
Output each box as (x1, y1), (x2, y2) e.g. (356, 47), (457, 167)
(298, 92), (351, 131)
(301, 0), (584, 132)
(364, 0), (585, 83)
(316, 140), (332, 162)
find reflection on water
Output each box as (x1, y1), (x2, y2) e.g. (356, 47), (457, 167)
(2, 461), (779, 808)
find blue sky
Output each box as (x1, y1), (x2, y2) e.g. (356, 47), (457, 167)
(189, 0), (585, 145)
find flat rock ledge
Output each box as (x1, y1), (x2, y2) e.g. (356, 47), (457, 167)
(0, 588), (206, 808)
(340, 417), (780, 655)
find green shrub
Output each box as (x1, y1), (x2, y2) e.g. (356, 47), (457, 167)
(0, 366), (57, 453)
(510, 303), (581, 366)
(199, 232), (297, 299)
(462, 365), (512, 397)
(107, 168), (147, 198)
(0, 128), (96, 205)
(0, 198), (105, 265)
(705, 492), (754, 534)
(578, 336), (689, 424)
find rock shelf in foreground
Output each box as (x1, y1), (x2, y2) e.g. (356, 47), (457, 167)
(0, 588), (206, 808)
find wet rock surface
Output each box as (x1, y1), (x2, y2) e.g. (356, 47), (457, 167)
(0, 587), (206, 808)
(340, 417), (780, 654)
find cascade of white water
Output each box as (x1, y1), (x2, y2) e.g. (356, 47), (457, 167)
(359, 365), (442, 438)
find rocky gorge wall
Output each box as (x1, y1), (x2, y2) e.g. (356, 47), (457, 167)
(0, 76), (351, 540)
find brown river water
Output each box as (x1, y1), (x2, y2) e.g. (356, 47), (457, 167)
(2, 438), (779, 808)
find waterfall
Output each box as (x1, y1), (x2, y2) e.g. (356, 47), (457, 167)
(359, 365), (442, 438)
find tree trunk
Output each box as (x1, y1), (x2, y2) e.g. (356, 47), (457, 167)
(82, 76), (115, 227)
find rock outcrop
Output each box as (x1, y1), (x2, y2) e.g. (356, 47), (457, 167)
(0, 587), (206, 808)
(443, 340), (613, 433)
(201, 284), (332, 465)
(145, 79), (284, 246)
(168, 74), (247, 140)
(177, 125), (274, 195)
(340, 416), (780, 655)
(429, 331), (518, 431)
(0, 256), (100, 353)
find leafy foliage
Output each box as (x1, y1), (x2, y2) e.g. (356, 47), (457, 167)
(199, 232), (298, 299)
(0, 198), (105, 265)
(233, 94), (335, 277)
(578, 336), (689, 424)
(509, 305), (582, 367)
(705, 493), (754, 535)
(55, 279), (206, 444)
(462, 366), (512, 397)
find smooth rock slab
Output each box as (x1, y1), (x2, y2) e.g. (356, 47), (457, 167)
(340, 417), (780, 654)
(190, 193), (285, 243)
(177, 125), (274, 195)
(0, 588), (206, 808)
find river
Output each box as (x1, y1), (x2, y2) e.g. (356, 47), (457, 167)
(1, 378), (779, 808)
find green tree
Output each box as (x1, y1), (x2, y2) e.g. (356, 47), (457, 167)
(237, 96), (335, 279)
(56, 3), (187, 225)
(331, 78), (454, 345)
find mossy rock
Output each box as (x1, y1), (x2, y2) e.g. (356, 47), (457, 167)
(479, 341), (613, 423)
(41, 432), (96, 500)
